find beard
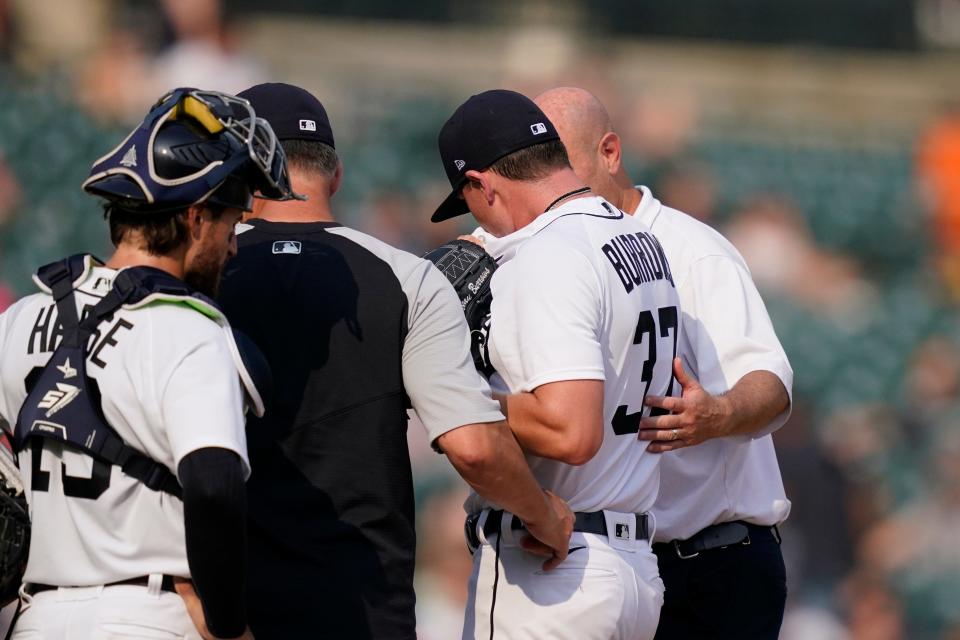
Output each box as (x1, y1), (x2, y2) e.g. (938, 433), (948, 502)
(184, 249), (226, 298)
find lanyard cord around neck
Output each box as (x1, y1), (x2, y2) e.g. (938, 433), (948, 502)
(544, 186), (591, 212)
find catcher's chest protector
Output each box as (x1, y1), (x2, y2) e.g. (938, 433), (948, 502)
(11, 255), (262, 499)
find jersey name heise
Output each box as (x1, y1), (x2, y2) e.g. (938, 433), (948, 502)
(27, 301), (134, 368)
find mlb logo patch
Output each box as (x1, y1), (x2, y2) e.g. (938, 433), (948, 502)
(273, 240), (302, 255)
(615, 523), (630, 540)
(530, 122), (547, 135)
(299, 119), (317, 132)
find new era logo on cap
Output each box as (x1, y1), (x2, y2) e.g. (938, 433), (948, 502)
(299, 119), (316, 132)
(432, 90), (560, 223)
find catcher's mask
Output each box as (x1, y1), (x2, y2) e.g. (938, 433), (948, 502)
(82, 87), (304, 213)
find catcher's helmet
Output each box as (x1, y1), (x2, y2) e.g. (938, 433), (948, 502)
(82, 87), (303, 213)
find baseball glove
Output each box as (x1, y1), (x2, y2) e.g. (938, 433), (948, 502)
(0, 431), (29, 606)
(423, 239), (497, 377)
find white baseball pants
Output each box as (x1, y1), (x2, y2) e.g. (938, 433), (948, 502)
(463, 510), (665, 640)
(11, 583), (202, 640)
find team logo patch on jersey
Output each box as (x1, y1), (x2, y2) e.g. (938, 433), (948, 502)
(530, 122), (547, 135)
(56, 358), (77, 379)
(615, 522), (630, 540)
(299, 119), (316, 132)
(272, 240), (302, 255)
(37, 382), (80, 418)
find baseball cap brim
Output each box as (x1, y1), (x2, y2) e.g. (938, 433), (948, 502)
(431, 176), (470, 222)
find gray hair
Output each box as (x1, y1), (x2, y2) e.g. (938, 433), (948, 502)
(281, 139), (339, 178)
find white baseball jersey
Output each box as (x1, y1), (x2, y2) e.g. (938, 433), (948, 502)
(0, 256), (250, 586)
(630, 186), (793, 541)
(468, 195), (681, 515)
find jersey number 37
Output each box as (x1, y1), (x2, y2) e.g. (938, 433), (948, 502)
(612, 305), (678, 435)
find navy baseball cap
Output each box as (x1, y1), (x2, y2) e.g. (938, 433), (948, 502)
(432, 89), (560, 223)
(237, 82), (335, 148)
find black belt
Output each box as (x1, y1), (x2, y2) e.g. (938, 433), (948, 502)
(27, 574), (177, 595)
(653, 521), (780, 560)
(466, 509), (650, 550)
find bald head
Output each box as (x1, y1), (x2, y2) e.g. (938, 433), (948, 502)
(535, 87), (612, 158)
(534, 87), (638, 212)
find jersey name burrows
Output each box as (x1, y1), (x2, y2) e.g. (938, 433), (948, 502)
(602, 231), (675, 293)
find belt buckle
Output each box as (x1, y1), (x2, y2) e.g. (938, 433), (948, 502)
(719, 531), (751, 550)
(673, 540), (699, 560)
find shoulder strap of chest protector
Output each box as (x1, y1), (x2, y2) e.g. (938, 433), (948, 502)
(14, 255), (266, 499)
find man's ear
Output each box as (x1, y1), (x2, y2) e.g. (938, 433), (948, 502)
(185, 204), (207, 240)
(464, 169), (496, 206)
(329, 161), (344, 198)
(598, 131), (622, 177)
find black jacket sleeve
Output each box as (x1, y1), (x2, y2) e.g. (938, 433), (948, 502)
(178, 447), (248, 638)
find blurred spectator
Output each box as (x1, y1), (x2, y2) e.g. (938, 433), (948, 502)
(354, 183), (473, 256)
(620, 88), (700, 162)
(0, 154), (21, 229)
(860, 427), (960, 636)
(840, 570), (905, 640)
(917, 104), (960, 299)
(818, 404), (905, 500)
(724, 193), (876, 317)
(652, 158), (718, 223)
(356, 189), (422, 250)
(8, 0), (112, 75)
(781, 604), (849, 640)
(76, 0), (265, 123)
(903, 336), (960, 434)
(412, 183), (472, 254)
(75, 27), (152, 124)
(414, 481), (472, 640)
(774, 403), (855, 596)
(150, 0), (265, 99)
(0, 0), (12, 61)
(0, 155), (20, 311)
